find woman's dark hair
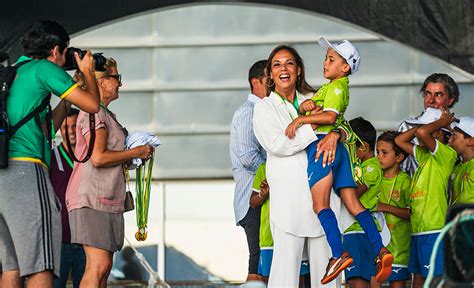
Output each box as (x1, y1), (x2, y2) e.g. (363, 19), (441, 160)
(420, 73), (459, 108)
(377, 131), (408, 160)
(265, 45), (316, 96)
(20, 20), (70, 59)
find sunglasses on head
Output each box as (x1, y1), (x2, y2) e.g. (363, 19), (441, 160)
(107, 74), (121, 82)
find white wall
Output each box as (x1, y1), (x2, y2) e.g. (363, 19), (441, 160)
(123, 180), (246, 281)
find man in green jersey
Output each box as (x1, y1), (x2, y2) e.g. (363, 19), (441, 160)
(395, 108), (457, 287)
(0, 20), (99, 287)
(376, 131), (411, 288)
(449, 116), (474, 205)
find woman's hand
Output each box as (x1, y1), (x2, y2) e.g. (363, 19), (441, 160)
(134, 145), (155, 160)
(285, 118), (302, 139)
(315, 131), (340, 166)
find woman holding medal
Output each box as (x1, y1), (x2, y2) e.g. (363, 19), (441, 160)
(66, 58), (154, 287)
(252, 45), (345, 287)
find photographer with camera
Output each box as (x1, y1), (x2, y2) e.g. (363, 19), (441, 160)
(0, 20), (99, 288)
(66, 57), (154, 287)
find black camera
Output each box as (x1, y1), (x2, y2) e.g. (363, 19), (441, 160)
(63, 47), (107, 71)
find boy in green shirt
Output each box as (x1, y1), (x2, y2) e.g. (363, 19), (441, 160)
(395, 107), (457, 287)
(449, 116), (474, 205)
(249, 163), (309, 284)
(376, 131), (411, 288)
(342, 117), (384, 287)
(285, 38), (393, 285)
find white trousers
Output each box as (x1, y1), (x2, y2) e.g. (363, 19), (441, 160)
(268, 221), (341, 288)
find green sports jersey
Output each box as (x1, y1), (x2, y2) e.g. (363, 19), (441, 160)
(8, 56), (77, 166)
(344, 157), (382, 233)
(310, 76), (350, 134)
(252, 163), (273, 248)
(410, 141), (457, 234)
(450, 158), (474, 205)
(379, 171), (411, 266)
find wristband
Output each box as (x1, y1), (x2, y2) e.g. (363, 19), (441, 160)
(258, 192), (267, 200)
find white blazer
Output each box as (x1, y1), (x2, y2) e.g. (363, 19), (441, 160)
(253, 91), (346, 237)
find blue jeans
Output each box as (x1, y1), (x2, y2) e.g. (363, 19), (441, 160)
(53, 243), (86, 288)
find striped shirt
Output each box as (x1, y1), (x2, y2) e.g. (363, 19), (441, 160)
(230, 94), (266, 225)
(398, 114), (422, 177)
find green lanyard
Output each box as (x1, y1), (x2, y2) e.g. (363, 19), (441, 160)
(275, 91), (299, 110)
(100, 102), (110, 113)
(275, 91), (299, 119)
(387, 172), (400, 205)
(59, 145), (74, 169)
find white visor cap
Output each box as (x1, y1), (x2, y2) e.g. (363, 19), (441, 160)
(318, 37), (361, 74)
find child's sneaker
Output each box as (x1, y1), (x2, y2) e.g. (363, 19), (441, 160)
(320, 251), (353, 284)
(375, 247), (394, 282)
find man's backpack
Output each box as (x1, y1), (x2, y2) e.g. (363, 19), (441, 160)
(0, 60), (51, 169)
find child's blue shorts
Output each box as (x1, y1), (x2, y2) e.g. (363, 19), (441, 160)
(258, 248), (310, 277)
(343, 233), (376, 281)
(408, 233), (444, 278)
(306, 135), (357, 195)
(388, 266), (409, 282)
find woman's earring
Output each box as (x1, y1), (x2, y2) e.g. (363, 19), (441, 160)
(266, 78), (275, 88)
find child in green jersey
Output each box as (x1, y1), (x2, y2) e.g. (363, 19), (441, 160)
(395, 107), (457, 287)
(449, 116), (474, 205)
(343, 117), (384, 287)
(285, 38), (393, 285)
(375, 131), (411, 288)
(249, 163), (310, 285)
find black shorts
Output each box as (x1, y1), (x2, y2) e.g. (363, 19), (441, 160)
(239, 206), (261, 274)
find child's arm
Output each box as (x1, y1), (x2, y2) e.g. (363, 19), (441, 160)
(356, 183), (368, 198)
(394, 127), (418, 156)
(299, 99), (316, 114)
(249, 179), (269, 209)
(415, 110), (455, 153)
(285, 111), (338, 139)
(376, 203), (410, 220)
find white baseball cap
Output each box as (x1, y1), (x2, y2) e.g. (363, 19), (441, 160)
(405, 108), (443, 125)
(452, 116), (474, 137)
(318, 37), (361, 74)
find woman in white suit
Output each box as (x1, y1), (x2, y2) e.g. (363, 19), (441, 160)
(253, 45), (345, 287)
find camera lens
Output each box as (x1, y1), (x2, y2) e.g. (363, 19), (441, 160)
(63, 47), (107, 72)
(93, 53), (107, 72)
(63, 47), (81, 71)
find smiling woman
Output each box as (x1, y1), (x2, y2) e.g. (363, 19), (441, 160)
(252, 45), (344, 287)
